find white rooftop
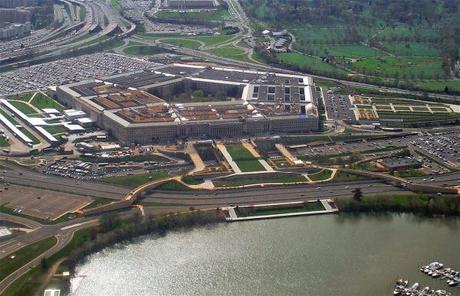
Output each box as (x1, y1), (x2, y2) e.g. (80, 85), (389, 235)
(76, 117), (94, 124)
(42, 108), (60, 114)
(64, 124), (85, 131)
(0, 227), (12, 238)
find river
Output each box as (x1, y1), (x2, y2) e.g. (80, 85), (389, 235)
(70, 214), (460, 296)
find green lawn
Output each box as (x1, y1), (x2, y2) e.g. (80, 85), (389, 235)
(214, 174), (307, 187)
(18, 127), (40, 145)
(156, 180), (190, 191)
(0, 136), (9, 147)
(30, 93), (64, 111)
(276, 53), (349, 76)
(123, 45), (169, 56)
(102, 171), (168, 188)
(155, 8), (229, 22)
(308, 169), (333, 181)
(225, 144), (266, 172)
(377, 111), (459, 122)
(9, 101), (37, 115)
(161, 38), (202, 49)
(6, 92), (34, 101)
(0, 237), (57, 281)
(308, 44), (381, 58)
(381, 42), (439, 57)
(208, 46), (246, 57)
(195, 34), (237, 46)
(111, 0), (122, 11)
(82, 197), (113, 209)
(352, 56), (444, 79)
(44, 125), (67, 135)
(236, 201), (325, 217)
(181, 175), (204, 185)
(414, 80), (460, 93)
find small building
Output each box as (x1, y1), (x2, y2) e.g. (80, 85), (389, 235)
(262, 29), (270, 35)
(42, 108), (60, 115)
(75, 142), (98, 153)
(64, 124), (85, 133)
(99, 144), (121, 151)
(63, 109), (86, 121)
(76, 117), (94, 128)
(380, 157), (421, 171)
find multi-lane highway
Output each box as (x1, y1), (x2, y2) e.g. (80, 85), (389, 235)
(0, 161), (129, 199)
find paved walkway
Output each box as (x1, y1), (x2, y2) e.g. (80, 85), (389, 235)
(216, 143), (241, 174)
(185, 142), (206, 174)
(242, 142), (274, 172)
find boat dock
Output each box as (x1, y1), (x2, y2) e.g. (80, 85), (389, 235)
(420, 262), (460, 288)
(393, 279), (451, 296)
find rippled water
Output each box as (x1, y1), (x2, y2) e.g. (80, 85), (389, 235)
(70, 214), (460, 296)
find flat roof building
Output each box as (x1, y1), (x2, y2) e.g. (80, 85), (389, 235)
(56, 64), (319, 144)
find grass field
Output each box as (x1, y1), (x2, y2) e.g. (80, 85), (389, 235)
(111, 0), (122, 11)
(30, 93), (64, 111)
(276, 53), (349, 76)
(44, 125), (67, 135)
(6, 93), (34, 101)
(225, 144), (266, 172)
(156, 180), (190, 191)
(181, 175), (204, 185)
(9, 101), (37, 115)
(308, 44), (381, 58)
(161, 38), (202, 49)
(206, 46), (251, 62)
(123, 45), (168, 56)
(377, 111), (459, 121)
(308, 169), (333, 181)
(155, 8), (229, 22)
(0, 136), (9, 147)
(236, 201), (325, 217)
(214, 174), (306, 187)
(0, 236), (56, 281)
(103, 171), (168, 188)
(352, 56), (444, 78)
(381, 42), (439, 57)
(414, 80), (460, 93)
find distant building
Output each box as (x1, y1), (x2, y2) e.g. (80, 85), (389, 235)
(380, 157), (421, 171)
(0, 22), (31, 40)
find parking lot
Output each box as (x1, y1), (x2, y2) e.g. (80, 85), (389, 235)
(323, 92), (356, 122)
(0, 185), (92, 220)
(410, 132), (460, 169)
(290, 129), (460, 171)
(0, 53), (161, 96)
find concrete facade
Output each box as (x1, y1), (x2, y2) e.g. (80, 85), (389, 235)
(56, 64), (320, 145)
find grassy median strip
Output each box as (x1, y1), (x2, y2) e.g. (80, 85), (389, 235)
(214, 174), (306, 187)
(102, 171), (168, 188)
(0, 237), (57, 282)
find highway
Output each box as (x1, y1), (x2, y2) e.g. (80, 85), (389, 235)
(0, 161), (129, 199)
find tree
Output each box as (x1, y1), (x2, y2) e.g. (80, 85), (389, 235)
(41, 257), (49, 270)
(353, 188), (363, 201)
